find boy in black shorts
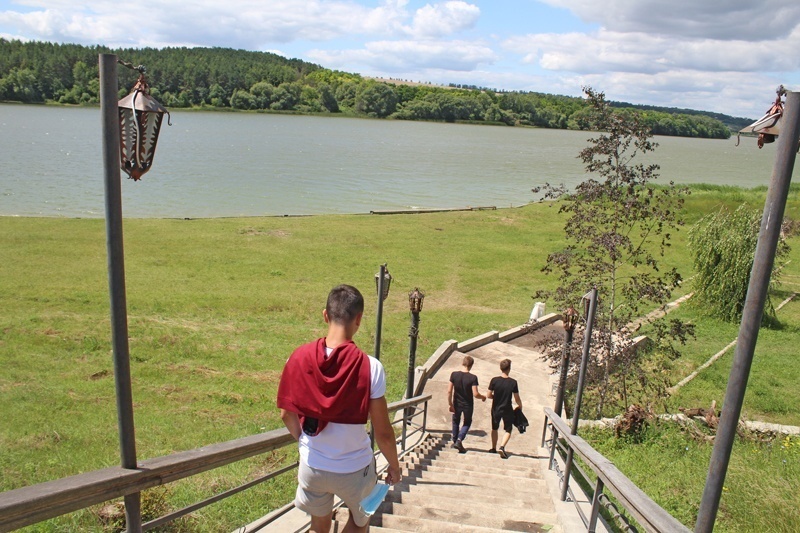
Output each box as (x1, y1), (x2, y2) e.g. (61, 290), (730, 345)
(487, 358), (521, 458)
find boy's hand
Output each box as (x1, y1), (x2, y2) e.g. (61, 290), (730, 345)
(385, 464), (402, 485)
(448, 405), (455, 413)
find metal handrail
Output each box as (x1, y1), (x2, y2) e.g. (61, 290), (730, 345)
(543, 407), (691, 533)
(0, 394), (432, 532)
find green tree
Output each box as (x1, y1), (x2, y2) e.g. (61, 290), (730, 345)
(688, 204), (789, 323)
(230, 89), (256, 110)
(355, 82), (397, 118)
(250, 81), (275, 109)
(533, 87), (693, 416)
(270, 82), (301, 110)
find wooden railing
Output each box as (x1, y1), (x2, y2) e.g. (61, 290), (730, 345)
(0, 394), (432, 532)
(543, 407), (691, 533)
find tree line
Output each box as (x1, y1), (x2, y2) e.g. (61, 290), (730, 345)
(0, 39), (733, 139)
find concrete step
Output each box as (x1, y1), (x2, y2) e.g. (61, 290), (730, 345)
(403, 454), (542, 479)
(399, 465), (548, 493)
(385, 486), (554, 513)
(396, 472), (551, 501)
(376, 500), (561, 532)
(358, 511), (508, 532)
(402, 461), (541, 483)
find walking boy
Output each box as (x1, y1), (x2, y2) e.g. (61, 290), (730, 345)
(447, 355), (486, 453)
(487, 358), (521, 459)
(277, 285), (401, 533)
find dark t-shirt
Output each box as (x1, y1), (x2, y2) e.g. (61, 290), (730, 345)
(450, 371), (479, 409)
(489, 376), (519, 414)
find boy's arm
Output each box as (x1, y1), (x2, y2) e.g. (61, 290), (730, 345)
(447, 381), (455, 412)
(513, 392), (522, 410)
(472, 385), (486, 401)
(280, 409), (302, 441)
(369, 396), (402, 485)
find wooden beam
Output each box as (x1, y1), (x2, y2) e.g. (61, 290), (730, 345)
(0, 429), (294, 531)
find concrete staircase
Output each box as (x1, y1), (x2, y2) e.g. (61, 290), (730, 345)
(255, 325), (595, 532)
(331, 431), (562, 532)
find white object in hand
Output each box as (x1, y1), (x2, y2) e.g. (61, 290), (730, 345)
(360, 483), (390, 516)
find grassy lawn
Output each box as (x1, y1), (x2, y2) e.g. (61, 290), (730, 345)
(2, 184), (800, 530)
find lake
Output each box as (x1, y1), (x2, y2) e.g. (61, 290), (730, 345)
(0, 104), (788, 218)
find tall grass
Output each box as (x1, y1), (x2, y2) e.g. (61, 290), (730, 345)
(2, 184), (799, 530)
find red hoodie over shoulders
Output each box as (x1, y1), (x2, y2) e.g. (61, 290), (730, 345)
(277, 338), (371, 434)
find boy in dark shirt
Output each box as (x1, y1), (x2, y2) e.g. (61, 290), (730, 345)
(447, 355), (486, 453)
(488, 358), (521, 458)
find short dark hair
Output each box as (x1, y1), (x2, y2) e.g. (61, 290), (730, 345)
(500, 359), (511, 374)
(326, 284), (364, 324)
(462, 355), (474, 370)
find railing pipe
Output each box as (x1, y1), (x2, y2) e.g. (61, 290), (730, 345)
(695, 91), (800, 533)
(561, 287), (598, 501)
(589, 478), (604, 533)
(99, 52), (141, 533)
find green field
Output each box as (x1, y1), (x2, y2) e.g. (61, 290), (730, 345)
(2, 184), (800, 531)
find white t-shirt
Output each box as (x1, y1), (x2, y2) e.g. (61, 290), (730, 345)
(298, 353), (386, 473)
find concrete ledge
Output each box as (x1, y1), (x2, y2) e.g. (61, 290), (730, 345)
(457, 331), (499, 352)
(413, 340), (458, 396)
(498, 325), (528, 342)
(499, 313), (561, 341)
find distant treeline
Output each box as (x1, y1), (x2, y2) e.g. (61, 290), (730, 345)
(1, 39), (735, 139)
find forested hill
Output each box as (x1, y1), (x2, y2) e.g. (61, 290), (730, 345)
(1, 39), (737, 139)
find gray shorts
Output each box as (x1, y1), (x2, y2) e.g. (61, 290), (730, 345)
(295, 459), (377, 527)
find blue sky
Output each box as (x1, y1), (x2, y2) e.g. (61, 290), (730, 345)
(2, 0), (799, 118)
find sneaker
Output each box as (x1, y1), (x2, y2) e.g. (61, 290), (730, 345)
(498, 447), (508, 459)
(454, 440), (466, 453)
(488, 448), (496, 454)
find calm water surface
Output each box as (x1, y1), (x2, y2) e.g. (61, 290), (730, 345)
(0, 104), (788, 218)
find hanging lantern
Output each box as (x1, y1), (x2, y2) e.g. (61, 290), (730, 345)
(118, 67), (170, 181)
(408, 287), (425, 314)
(737, 85), (785, 149)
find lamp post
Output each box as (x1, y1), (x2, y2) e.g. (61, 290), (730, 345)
(545, 306), (579, 464)
(696, 91), (800, 533)
(561, 288), (598, 502)
(373, 264), (392, 361)
(402, 287), (425, 449)
(100, 53), (169, 532)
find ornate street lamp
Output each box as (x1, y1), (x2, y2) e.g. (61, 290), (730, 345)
(373, 264), (392, 361)
(402, 287), (425, 449)
(117, 63), (171, 181)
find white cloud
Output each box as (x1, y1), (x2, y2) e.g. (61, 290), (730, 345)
(540, 0), (800, 41)
(309, 39), (496, 72)
(506, 27), (800, 75)
(411, 1), (480, 39)
(0, 0), (481, 48)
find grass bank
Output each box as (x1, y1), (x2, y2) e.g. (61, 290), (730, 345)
(2, 184), (800, 530)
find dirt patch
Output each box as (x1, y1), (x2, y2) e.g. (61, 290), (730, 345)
(239, 227), (291, 237)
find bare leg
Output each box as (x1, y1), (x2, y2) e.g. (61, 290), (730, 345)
(500, 431), (511, 449)
(491, 429), (498, 450)
(341, 513), (369, 533)
(310, 513), (333, 533)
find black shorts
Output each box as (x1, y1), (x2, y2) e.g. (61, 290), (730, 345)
(491, 409), (514, 432)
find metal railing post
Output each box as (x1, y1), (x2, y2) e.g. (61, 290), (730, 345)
(589, 478), (605, 532)
(100, 53), (141, 533)
(545, 323), (575, 465)
(695, 91), (800, 533)
(561, 287), (598, 502)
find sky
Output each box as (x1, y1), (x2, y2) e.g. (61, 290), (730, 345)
(2, 0), (800, 119)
